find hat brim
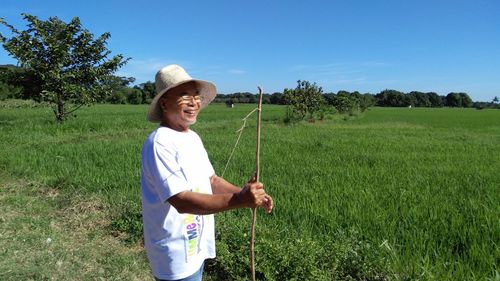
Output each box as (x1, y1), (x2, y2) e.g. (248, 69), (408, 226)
(147, 79), (217, 123)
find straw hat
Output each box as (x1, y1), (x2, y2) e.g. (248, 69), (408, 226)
(147, 64), (217, 122)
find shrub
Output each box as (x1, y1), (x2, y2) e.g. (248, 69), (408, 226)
(206, 217), (388, 281)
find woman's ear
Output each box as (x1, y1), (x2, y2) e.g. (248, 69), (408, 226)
(159, 96), (167, 111)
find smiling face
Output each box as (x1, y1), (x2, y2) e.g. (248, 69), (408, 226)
(159, 81), (203, 132)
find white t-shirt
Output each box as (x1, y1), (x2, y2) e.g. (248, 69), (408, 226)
(141, 126), (216, 280)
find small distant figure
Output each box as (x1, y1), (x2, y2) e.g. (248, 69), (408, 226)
(408, 105), (412, 109)
(226, 100), (234, 108)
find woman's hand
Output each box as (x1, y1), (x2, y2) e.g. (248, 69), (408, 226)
(238, 175), (273, 213)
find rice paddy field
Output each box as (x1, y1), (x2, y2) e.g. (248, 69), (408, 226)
(0, 103), (498, 280)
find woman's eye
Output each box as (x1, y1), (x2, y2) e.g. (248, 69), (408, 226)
(180, 95), (203, 101)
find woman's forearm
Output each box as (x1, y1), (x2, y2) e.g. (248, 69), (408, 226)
(210, 174), (241, 194)
(168, 191), (245, 215)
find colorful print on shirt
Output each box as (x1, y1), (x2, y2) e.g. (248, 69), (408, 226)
(183, 186), (204, 262)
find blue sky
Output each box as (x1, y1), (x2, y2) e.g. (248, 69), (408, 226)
(1, 0), (499, 101)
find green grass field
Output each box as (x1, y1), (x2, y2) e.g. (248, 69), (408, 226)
(0, 103), (498, 280)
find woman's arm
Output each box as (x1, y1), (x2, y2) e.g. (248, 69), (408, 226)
(167, 177), (271, 215)
(210, 174), (242, 194)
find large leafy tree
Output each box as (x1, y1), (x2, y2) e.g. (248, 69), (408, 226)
(284, 80), (325, 121)
(375, 89), (407, 107)
(445, 92), (472, 108)
(458, 92), (473, 108)
(427, 92), (443, 107)
(0, 14), (129, 121)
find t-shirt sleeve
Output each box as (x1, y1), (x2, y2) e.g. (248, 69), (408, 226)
(201, 145), (215, 178)
(195, 133), (216, 178)
(150, 141), (189, 203)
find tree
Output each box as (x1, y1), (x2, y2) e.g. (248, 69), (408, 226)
(102, 75), (135, 93)
(427, 92), (444, 107)
(492, 96), (499, 104)
(331, 95), (354, 114)
(134, 81), (156, 104)
(101, 75), (135, 104)
(0, 64), (42, 100)
(270, 92), (286, 105)
(375, 89), (406, 107)
(125, 88), (143, 104)
(0, 80), (22, 100)
(106, 90), (127, 104)
(409, 91), (431, 107)
(445, 93), (461, 107)
(445, 92), (472, 108)
(359, 93), (375, 112)
(284, 80), (325, 121)
(0, 14), (129, 121)
(458, 92), (472, 108)
(262, 93), (271, 104)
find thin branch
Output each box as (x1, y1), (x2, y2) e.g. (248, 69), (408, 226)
(65, 103), (85, 115)
(221, 107), (259, 178)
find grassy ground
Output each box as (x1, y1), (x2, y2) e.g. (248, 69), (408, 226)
(0, 174), (152, 280)
(0, 102), (498, 280)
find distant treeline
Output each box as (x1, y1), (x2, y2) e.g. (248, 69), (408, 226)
(209, 89), (499, 110)
(1, 65), (498, 109)
(216, 90), (472, 108)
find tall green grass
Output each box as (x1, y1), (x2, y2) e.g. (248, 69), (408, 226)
(1, 104), (498, 280)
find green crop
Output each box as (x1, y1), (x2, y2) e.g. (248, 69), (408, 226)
(1, 103), (498, 280)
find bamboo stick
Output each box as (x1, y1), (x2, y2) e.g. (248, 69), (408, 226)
(251, 86), (264, 281)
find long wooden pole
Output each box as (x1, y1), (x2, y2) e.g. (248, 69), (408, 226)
(251, 86), (264, 281)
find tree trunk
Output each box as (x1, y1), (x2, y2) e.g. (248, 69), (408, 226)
(56, 94), (65, 122)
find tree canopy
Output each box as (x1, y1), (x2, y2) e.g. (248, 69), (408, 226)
(284, 80), (325, 121)
(0, 13), (129, 121)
